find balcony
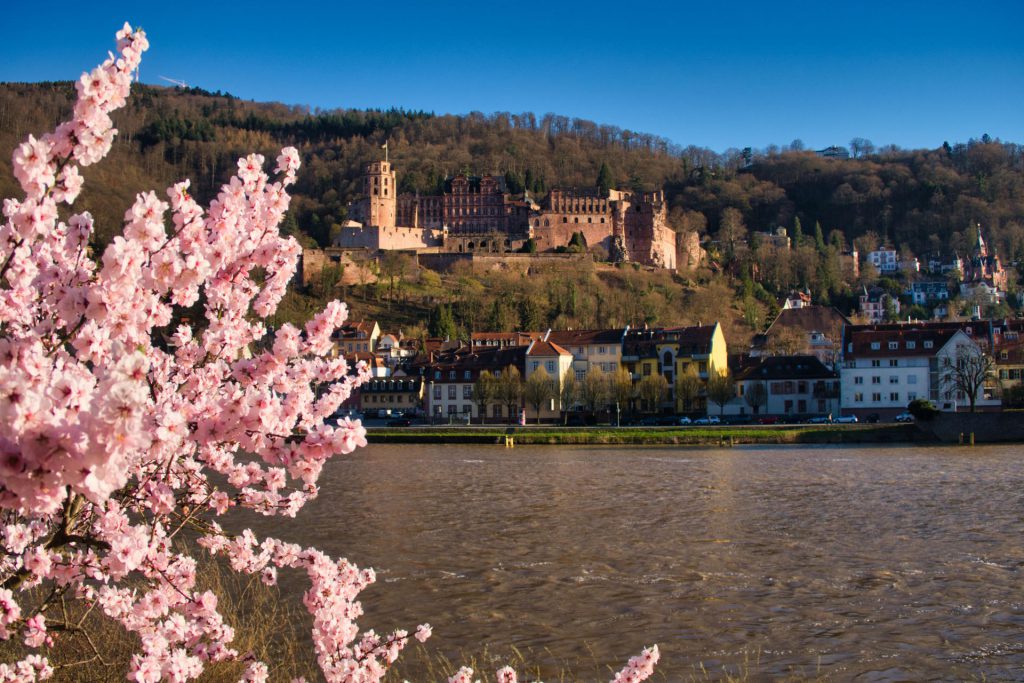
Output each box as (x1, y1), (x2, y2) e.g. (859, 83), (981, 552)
(813, 383), (840, 399)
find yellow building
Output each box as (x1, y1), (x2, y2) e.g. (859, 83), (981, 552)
(620, 323), (728, 414)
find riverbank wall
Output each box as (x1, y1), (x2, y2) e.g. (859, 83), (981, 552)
(366, 424), (936, 446)
(915, 411), (1024, 444)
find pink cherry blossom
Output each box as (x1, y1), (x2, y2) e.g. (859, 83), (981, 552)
(0, 22), (658, 683)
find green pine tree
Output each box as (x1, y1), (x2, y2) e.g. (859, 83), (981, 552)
(596, 161), (614, 196)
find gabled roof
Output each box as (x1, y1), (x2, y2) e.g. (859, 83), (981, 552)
(417, 345), (527, 380)
(526, 340), (572, 357)
(470, 331), (543, 347)
(765, 306), (850, 337)
(335, 320), (379, 340)
(735, 355), (837, 382)
(545, 328), (627, 346)
(841, 321), (991, 358)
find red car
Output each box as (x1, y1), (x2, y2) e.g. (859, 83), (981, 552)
(757, 416), (780, 425)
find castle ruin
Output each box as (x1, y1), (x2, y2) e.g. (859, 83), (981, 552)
(342, 160), (678, 270)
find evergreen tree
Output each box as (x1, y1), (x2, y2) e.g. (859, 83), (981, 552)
(596, 161), (614, 196)
(814, 221), (826, 253)
(792, 217), (804, 247)
(430, 303), (457, 340)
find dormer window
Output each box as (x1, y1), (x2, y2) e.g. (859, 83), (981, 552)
(906, 341), (916, 349)
(871, 342), (881, 350)
(888, 342), (898, 350)
(924, 340), (934, 349)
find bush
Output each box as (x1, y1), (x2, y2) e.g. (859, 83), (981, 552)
(908, 398), (940, 420)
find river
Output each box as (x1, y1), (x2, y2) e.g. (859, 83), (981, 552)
(238, 443), (1024, 681)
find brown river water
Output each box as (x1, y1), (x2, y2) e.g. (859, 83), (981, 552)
(237, 443), (1024, 681)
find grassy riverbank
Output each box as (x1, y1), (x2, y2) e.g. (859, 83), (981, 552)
(366, 423), (930, 446)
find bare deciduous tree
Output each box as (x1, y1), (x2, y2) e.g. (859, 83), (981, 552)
(940, 344), (995, 412)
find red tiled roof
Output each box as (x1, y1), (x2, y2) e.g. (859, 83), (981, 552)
(766, 306), (850, 337)
(842, 325), (960, 358)
(545, 328), (627, 346)
(526, 340), (572, 356)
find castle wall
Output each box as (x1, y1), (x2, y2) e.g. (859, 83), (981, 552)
(333, 225), (442, 251)
(301, 248), (378, 287)
(418, 251), (591, 274)
(530, 215), (614, 253)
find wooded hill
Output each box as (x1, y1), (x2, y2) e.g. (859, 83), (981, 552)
(1, 82), (1022, 343)
(3, 82), (1022, 259)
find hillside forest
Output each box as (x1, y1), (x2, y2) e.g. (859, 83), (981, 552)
(1, 82), (1022, 347)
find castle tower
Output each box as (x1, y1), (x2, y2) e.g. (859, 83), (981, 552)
(364, 160), (396, 229)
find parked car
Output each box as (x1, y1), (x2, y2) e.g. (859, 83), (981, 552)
(833, 415), (858, 424)
(693, 416), (721, 425)
(865, 413), (880, 424)
(386, 417), (412, 427)
(676, 416), (692, 426)
(757, 415), (780, 425)
(894, 412), (914, 423)
(723, 415), (752, 425)
(806, 416), (831, 424)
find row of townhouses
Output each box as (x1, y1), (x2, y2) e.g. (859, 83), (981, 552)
(330, 314), (1024, 422)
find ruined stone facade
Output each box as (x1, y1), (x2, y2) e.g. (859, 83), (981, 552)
(340, 160), (677, 269)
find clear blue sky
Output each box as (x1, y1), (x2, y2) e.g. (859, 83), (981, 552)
(2, 1), (1022, 153)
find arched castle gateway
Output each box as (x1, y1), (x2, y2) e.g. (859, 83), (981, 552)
(341, 160), (677, 269)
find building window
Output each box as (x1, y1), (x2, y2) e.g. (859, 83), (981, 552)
(546, 361), (556, 374)
(576, 370), (586, 381)
(872, 393), (881, 402)
(890, 392), (899, 401)
(908, 392), (917, 401)
(871, 360), (881, 367)
(448, 385), (456, 400)
(463, 385), (472, 399)
(447, 405), (456, 415)
(854, 392), (864, 402)
(854, 376), (863, 384)
(888, 341), (898, 350)
(872, 376), (881, 384)
(871, 342), (881, 350)
(907, 341), (916, 349)
(924, 340), (934, 349)
(449, 370), (456, 379)
(531, 361), (540, 371)
(890, 376), (899, 384)
(889, 359), (898, 367)
(433, 386), (441, 400)
(464, 370), (471, 379)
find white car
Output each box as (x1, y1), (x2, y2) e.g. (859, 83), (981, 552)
(833, 415), (858, 424)
(693, 416), (721, 425)
(677, 416), (692, 425)
(894, 412), (914, 423)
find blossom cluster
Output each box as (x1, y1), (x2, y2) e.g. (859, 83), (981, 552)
(444, 647), (659, 683)
(0, 23), (659, 683)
